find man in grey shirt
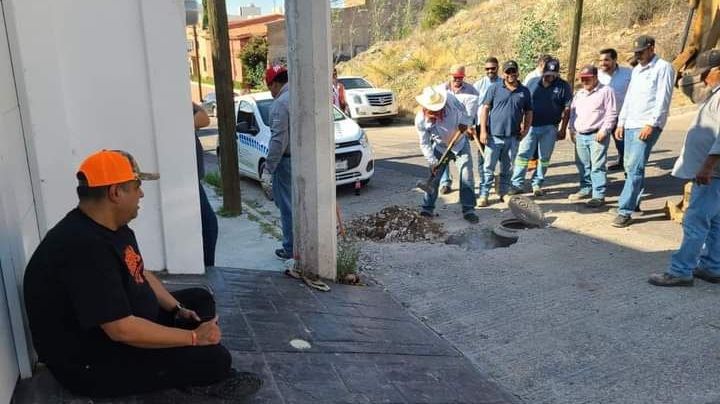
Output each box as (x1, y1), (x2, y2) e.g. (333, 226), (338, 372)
(648, 49), (720, 287)
(262, 65), (293, 260)
(598, 48), (632, 170)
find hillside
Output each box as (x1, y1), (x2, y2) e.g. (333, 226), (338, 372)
(338, 0), (689, 114)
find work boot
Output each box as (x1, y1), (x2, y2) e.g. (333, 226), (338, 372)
(507, 186), (523, 196)
(532, 186), (545, 197)
(419, 210), (434, 218)
(568, 191), (590, 201)
(477, 196), (489, 207)
(586, 198), (605, 208)
(648, 273), (694, 287)
(693, 268), (720, 283)
(181, 370), (263, 400)
(611, 214), (632, 228)
(440, 185), (452, 194)
(463, 212), (479, 224)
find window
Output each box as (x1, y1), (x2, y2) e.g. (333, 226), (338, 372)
(338, 77), (372, 90)
(202, 57), (207, 72)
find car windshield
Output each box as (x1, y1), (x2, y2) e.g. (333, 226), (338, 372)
(338, 78), (373, 89)
(256, 99), (273, 126)
(256, 99), (345, 125)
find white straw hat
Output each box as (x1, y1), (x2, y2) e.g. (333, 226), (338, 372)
(415, 86), (447, 111)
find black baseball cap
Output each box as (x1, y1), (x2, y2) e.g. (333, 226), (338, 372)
(503, 60), (519, 72)
(632, 35), (655, 53)
(694, 49), (720, 72)
(543, 59), (560, 76)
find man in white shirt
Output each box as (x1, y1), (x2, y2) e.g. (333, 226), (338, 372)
(648, 49), (720, 286)
(612, 35), (675, 228)
(598, 48), (632, 170)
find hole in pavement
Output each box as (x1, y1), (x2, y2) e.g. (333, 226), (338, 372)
(445, 219), (538, 251)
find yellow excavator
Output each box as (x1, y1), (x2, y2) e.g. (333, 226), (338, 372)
(665, 0), (719, 222)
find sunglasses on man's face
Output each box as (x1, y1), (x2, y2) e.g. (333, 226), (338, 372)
(485, 66), (498, 71)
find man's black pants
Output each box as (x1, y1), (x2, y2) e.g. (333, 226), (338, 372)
(48, 288), (232, 398)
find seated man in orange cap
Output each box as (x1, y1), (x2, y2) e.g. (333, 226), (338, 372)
(23, 150), (261, 400)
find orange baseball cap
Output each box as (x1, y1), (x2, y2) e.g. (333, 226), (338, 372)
(77, 150), (159, 187)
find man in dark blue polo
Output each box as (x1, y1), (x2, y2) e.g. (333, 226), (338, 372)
(478, 60), (533, 206)
(510, 58), (572, 196)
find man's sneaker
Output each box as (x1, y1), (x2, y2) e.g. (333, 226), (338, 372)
(608, 162), (623, 171)
(419, 210), (433, 218)
(182, 370), (263, 400)
(477, 196), (489, 207)
(440, 185), (452, 194)
(648, 273), (694, 287)
(611, 214), (632, 228)
(586, 198), (605, 208)
(507, 186), (523, 196)
(568, 191), (590, 201)
(463, 212), (479, 224)
(275, 248), (292, 260)
(532, 187), (545, 197)
(693, 268), (720, 283)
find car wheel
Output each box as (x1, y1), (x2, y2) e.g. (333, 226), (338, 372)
(378, 117), (393, 126)
(258, 160), (273, 201)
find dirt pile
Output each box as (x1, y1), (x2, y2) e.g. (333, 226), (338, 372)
(347, 206), (445, 242)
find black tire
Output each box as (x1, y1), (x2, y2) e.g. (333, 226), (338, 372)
(377, 117), (393, 126)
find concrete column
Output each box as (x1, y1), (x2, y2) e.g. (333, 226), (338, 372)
(285, 0), (336, 280)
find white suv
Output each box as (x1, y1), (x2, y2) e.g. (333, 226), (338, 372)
(338, 76), (398, 125)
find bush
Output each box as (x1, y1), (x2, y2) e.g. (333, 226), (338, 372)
(514, 11), (561, 76)
(421, 0), (458, 30)
(238, 36), (268, 89)
(336, 240), (360, 279)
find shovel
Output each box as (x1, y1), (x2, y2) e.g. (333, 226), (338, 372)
(416, 129), (465, 194)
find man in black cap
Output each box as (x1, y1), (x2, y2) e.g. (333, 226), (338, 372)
(612, 35), (675, 227)
(648, 49), (720, 286)
(509, 58), (572, 196)
(478, 60), (533, 206)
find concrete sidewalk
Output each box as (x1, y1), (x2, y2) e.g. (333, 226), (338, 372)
(13, 267), (517, 403)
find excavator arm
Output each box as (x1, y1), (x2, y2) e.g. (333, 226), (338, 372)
(674, 0), (720, 103)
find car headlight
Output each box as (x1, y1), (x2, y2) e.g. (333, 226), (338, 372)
(358, 129), (368, 147)
(352, 95), (363, 104)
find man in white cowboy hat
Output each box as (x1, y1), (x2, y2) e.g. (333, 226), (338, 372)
(416, 86), (479, 223)
(436, 64), (480, 195)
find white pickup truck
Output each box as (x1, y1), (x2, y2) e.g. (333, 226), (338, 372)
(338, 76), (398, 125)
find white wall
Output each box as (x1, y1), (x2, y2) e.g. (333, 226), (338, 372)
(4, 0), (204, 274)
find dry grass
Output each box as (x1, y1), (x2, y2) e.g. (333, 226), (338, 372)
(339, 0), (689, 114)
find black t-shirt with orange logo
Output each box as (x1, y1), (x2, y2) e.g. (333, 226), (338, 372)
(24, 208), (160, 365)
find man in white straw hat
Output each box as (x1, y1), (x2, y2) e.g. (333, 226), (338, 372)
(415, 86), (479, 223)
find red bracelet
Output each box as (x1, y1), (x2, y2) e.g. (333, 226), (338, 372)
(191, 331), (197, 346)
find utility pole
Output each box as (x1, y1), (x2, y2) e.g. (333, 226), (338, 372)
(285, 0), (337, 280)
(192, 25), (203, 101)
(207, 0), (242, 214)
(567, 0), (584, 86)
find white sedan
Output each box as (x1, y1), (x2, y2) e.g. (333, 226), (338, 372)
(221, 91), (375, 190)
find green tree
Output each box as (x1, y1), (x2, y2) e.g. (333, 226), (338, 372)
(514, 11), (561, 76)
(239, 36), (268, 89)
(421, 0), (458, 30)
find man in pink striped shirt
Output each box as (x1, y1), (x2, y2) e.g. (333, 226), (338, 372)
(567, 65), (618, 207)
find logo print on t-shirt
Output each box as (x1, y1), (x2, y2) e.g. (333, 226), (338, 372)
(123, 245), (145, 284)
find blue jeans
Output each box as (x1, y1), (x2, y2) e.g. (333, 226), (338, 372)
(574, 131), (610, 199)
(617, 127), (661, 216)
(439, 165), (452, 187)
(199, 183), (218, 266)
(511, 125), (558, 189)
(480, 135), (518, 197)
(272, 156), (293, 255)
(667, 179), (720, 278)
(422, 142), (476, 214)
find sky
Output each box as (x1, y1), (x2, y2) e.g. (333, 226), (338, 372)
(225, 0), (280, 15)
